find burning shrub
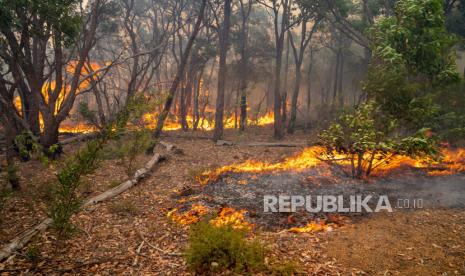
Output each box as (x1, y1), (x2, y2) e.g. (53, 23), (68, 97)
(185, 220), (265, 274)
(319, 101), (439, 178)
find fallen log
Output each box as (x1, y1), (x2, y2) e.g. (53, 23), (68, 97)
(215, 140), (306, 147)
(0, 141), (175, 261)
(60, 132), (99, 145)
(82, 153), (165, 207)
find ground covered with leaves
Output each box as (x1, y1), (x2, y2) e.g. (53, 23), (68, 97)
(0, 127), (464, 275)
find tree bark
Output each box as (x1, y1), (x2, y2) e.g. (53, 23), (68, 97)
(238, 0), (252, 131)
(213, 0), (232, 141)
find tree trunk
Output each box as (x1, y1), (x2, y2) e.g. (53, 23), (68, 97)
(305, 53), (313, 131)
(238, 0), (251, 131)
(153, 0), (207, 138)
(287, 61), (301, 134)
(282, 35), (290, 125)
(338, 51), (344, 108)
(193, 70), (203, 131)
(332, 50), (341, 107)
(213, 0), (232, 141)
(41, 120), (60, 149)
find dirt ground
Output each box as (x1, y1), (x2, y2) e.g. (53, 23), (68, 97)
(0, 126), (464, 275)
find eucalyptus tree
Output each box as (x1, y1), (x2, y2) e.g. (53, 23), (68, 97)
(0, 0), (104, 150)
(211, 0), (232, 141)
(257, 0), (299, 139)
(287, 3), (321, 133)
(152, 0), (208, 138)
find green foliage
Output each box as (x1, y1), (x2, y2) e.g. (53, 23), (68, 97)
(119, 130), (154, 176)
(365, 0), (462, 133)
(48, 95), (153, 237)
(370, 0), (459, 83)
(49, 139), (104, 235)
(0, 0), (81, 46)
(6, 163), (19, 185)
(319, 101), (439, 178)
(13, 132), (38, 162)
(185, 220), (266, 274)
(25, 245), (41, 264)
(78, 102), (99, 127)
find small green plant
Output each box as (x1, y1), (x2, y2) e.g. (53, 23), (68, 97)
(78, 102), (99, 127)
(119, 130), (153, 176)
(46, 143), (63, 160)
(6, 163), (20, 190)
(185, 220), (266, 274)
(13, 132), (37, 162)
(49, 139), (104, 236)
(25, 245), (41, 264)
(48, 95), (148, 237)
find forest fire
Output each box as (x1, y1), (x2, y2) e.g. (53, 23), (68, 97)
(142, 111), (274, 131)
(197, 146), (465, 185)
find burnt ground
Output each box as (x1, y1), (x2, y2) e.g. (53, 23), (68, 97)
(192, 170), (465, 229)
(1, 126), (465, 275)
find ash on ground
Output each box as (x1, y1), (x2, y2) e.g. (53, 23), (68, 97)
(172, 167), (465, 230)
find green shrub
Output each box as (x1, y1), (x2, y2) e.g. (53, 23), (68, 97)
(48, 95), (151, 237)
(319, 101), (439, 178)
(185, 220), (266, 274)
(25, 245), (41, 264)
(6, 163), (20, 190)
(49, 139), (104, 236)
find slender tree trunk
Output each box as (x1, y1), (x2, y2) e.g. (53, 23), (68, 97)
(213, 0), (232, 141)
(282, 35), (290, 125)
(287, 61), (301, 134)
(193, 70), (204, 130)
(332, 50), (341, 107)
(238, 0), (251, 131)
(338, 51), (344, 108)
(153, 0), (207, 138)
(305, 52), (313, 131)
(273, 47), (284, 139)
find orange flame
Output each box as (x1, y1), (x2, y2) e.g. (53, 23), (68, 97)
(167, 205), (253, 230)
(142, 112), (274, 131)
(210, 207), (253, 230)
(288, 220), (333, 233)
(167, 204), (210, 225)
(196, 146), (465, 185)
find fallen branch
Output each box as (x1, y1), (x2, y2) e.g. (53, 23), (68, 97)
(240, 142), (306, 147)
(82, 153), (165, 207)
(0, 141), (175, 261)
(136, 230), (183, 257)
(215, 140), (307, 147)
(60, 132), (99, 145)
